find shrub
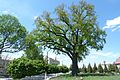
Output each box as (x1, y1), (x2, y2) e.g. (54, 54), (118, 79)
(47, 64), (69, 74)
(104, 64), (108, 73)
(59, 65), (69, 73)
(98, 64), (103, 73)
(47, 64), (59, 74)
(7, 57), (45, 79)
(115, 65), (119, 73)
(87, 63), (93, 73)
(82, 64), (87, 73)
(93, 63), (97, 73)
(7, 57), (69, 79)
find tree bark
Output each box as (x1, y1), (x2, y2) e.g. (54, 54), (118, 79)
(71, 54), (78, 76)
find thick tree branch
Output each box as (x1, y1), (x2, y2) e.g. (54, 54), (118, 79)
(48, 46), (73, 59)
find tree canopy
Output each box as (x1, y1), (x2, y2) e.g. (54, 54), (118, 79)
(0, 14), (27, 54)
(24, 34), (43, 60)
(33, 0), (106, 76)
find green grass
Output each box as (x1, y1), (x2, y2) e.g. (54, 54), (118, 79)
(50, 75), (120, 80)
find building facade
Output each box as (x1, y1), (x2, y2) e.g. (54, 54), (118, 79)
(0, 57), (9, 75)
(48, 57), (60, 65)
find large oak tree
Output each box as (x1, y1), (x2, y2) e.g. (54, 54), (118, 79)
(33, 0), (106, 76)
(0, 14), (27, 54)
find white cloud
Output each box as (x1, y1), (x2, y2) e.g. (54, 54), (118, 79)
(91, 51), (120, 58)
(103, 16), (120, 31)
(91, 51), (112, 57)
(0, 10), (18, 18)
(89, 55), (98, 59)
(106, 17), (120, 26)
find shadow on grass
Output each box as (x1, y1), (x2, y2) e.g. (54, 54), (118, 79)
(50, 73), (120, 80)
(60, 73), (118, 77)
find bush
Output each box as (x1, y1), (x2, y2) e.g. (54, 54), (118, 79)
(98, 64), (103, 73)
(47, 64), (69, 74)
(47, 64), (59, 74)
(87, 63), (93, 73)
(59, 65), (69, 73)
(81, 64), (87, 73)
(7, 57), (69, 79)
(93, 63), (97, 73)
(104, 64), (108, 73)
(7, 57), (45, 79)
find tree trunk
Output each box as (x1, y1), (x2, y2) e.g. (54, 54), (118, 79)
(71, 55), (78, 76)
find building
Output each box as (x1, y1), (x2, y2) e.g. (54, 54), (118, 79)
(0, 57), (10, 76)
(113, 57), (120, 71)
(114, 57), (120, 65)
(44, 53), (60, 65)
(48, 57), (60, 65)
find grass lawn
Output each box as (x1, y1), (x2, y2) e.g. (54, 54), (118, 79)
(50, 75), (120, 80)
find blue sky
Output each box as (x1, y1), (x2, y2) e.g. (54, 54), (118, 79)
(1, 0), (120, 67)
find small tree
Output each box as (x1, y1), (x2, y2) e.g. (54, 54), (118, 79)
(108, 64), (115, 73)
(24, 34), (44, 60)
(104, 64), (108, 73)
(93, 63), (97, 73)
(98, 64), (103, 73)
(115, 65), (119, 73)
(82, 64), (87, 73)
(87, 63), (92, 73)
(79, 67), (82, 73)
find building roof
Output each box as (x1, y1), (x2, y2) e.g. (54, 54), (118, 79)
(114, 57), (120, 65)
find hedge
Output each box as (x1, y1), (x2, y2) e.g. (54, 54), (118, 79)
(7, 57), (69, 79)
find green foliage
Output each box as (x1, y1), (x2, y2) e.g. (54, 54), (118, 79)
(104, 64), (108, 73)
(93, 63), (97, 73)
(115, 65), (119, 73)
(47, 64), (69, 74)
(59, 65), (69, 73)
(82, 64), (87, 73)
(0, 14), (27, 54)
(79, 67), (82, 73)
(24, 34), (43, 60)
(108, 64), (119, 73)
(108, 64), (115, 73)
(69, 64), (72, 71)
(7, 57), (45, 79)
(7, 57), (69, 79)
(33, 0), (106, 76)
(87, 63), (93, 73)
(98, 64), (103, 73)
(47, 64), (59, 74)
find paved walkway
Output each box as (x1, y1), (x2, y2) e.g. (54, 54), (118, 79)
(0, 73), (64, 80)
